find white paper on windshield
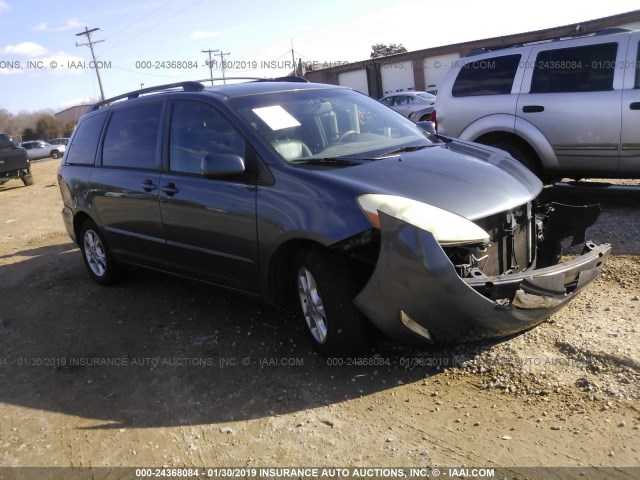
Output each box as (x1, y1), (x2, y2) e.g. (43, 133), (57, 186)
(252, 105), (301, 131)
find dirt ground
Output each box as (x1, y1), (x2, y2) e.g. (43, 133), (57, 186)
(0, 159), (639, 479)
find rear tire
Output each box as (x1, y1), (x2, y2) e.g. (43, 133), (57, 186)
(22, 173), (34, 186)
(79, 219), (124, 285)
(51, 151), (61, 160)
(294, 247), (369, 357)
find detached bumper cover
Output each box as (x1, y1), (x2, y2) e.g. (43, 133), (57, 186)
(354, 212), (611, 344)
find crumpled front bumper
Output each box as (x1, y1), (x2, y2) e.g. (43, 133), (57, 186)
(354, 212), (611, 344)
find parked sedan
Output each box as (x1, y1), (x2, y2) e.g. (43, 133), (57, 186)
(19, 140), (65, 160)
(379, 91), (436, 122)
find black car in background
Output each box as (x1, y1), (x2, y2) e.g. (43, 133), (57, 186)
(0, 133), (32, 187)
(57, 79), (610, 356)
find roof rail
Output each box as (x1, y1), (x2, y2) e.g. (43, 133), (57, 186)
(91, 81), (205, 111)
(91, 76), (310, 111)
(465, 27), (632, 57)
(468, 44), (525, 56)
(192, 75), (309, 84)
(264, 76), (309, 83)
(593, 27), (631, 36)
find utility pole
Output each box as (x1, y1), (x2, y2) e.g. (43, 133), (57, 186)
(215, 50), (230, 84)
(202, 49), (219, 86)
(75, 27), (105, 101)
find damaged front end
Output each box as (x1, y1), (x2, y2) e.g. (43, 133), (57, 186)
(352, 201), (611, 344)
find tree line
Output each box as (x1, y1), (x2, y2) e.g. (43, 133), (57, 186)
(0, 108), (76, 142)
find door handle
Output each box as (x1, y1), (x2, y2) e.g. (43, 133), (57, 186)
(522, 105), (544, 113)
(141, 179), (157, 192)
(630, 102), (640, 110)
(161, 183), (179, 195)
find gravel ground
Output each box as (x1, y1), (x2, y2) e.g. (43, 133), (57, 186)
(0, 160), (638, 479)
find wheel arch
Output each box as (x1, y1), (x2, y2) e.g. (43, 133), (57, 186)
(457, 113), (517, 142)
(476, 131), (540, 161)
(72, 211), (94, 243)
(459, 114), (558, 171)
(265, 238), (327, 307)
(265, 229), (379, 309)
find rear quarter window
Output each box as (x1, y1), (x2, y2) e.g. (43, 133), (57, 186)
(452, 54), (521, 97)
(64, 112), (107, 165)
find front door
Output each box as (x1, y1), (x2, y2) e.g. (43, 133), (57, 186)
(159, 100), (259, 293)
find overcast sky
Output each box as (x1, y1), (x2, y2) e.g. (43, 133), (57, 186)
(1, 0), (638, 113)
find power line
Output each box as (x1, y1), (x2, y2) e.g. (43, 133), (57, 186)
(100, 0), (208, 54)
(75, 27), (106, 101)
(100, 0), (174, 48)
(101, 0), (154, 33)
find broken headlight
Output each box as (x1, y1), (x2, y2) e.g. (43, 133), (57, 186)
(356, 194), (490, 247)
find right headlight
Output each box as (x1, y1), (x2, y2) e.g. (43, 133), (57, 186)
(357, 194), (490, 247)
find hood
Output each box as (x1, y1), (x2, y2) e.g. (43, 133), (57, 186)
(327, 139), (543, 221)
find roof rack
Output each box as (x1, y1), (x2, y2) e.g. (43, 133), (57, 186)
(593, 27), (631, 36)
(91, 81), (204, 111)
(194, 76), (309, 83)
(466, 27), (631, 57)
(91, 76), (309, 111)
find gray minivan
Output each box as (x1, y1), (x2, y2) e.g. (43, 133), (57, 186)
(58, 79), (610, 355)
(435, 28), (640, 179)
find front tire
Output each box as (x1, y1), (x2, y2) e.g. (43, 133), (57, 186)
(79, 220), (123, 285)
(294, 247), (368, 357)
(22, 174), (34, 186)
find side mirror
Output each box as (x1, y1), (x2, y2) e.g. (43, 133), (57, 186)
(201, 154), (245, 179)
(415, 120), (436, 135)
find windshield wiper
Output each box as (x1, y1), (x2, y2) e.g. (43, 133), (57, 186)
(377, 144), (432, 157)
(291, 157), (361, 166)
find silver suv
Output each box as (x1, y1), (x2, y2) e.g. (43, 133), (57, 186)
(434, 28), (640, 179)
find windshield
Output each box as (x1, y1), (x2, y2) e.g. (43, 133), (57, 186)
(229, 88), (431, 163)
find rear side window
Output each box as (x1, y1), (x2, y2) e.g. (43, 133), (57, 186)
(530, 43), (617, 93)
(452, 54), (521, 97)
(65, 112), (107, 165)
(102, 103), (162, 169)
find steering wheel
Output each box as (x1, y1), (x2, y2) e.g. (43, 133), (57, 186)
(337, 130), (359, 143)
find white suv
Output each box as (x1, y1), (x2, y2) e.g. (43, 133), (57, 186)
(434, 28), (640, 179)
